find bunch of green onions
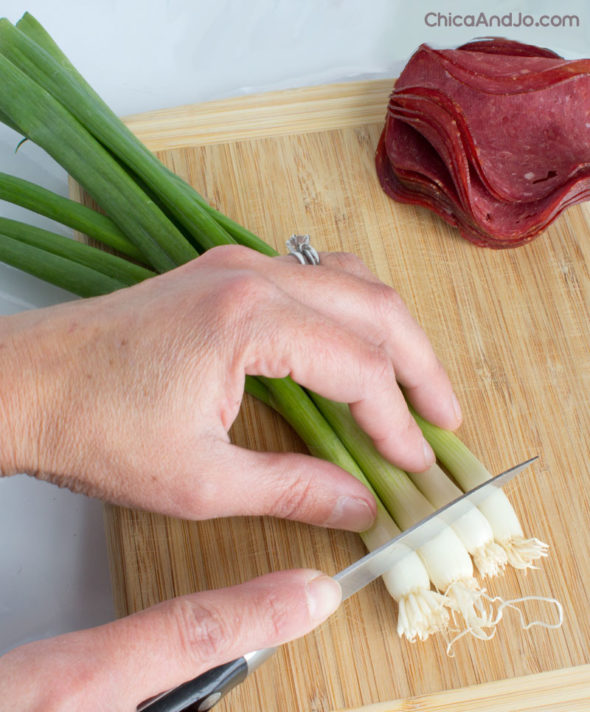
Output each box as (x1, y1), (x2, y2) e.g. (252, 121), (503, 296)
(0, 13), (551, 644)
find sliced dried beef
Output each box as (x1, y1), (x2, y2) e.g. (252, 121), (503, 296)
(376, 38), (590, 247)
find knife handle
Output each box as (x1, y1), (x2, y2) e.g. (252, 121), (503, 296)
(136, 657), (248, 712)
(137, 648), (276, 712)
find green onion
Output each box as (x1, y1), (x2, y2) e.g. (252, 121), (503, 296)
(0, 107), (22, 134)
(408, 464), (507, 578)
(15, 11), (275, 257)
(257, 376), (451, 639)
(0, 49), (196, 272)
(413, 410), (549, 569)
(0, 233), (129, 297)
(306, 396), (496, 634)
(355, 501), (449, 642)
(0, 17), (274, 257)
(0, 172), (143, 260)
(15, 12), (78, 72)
(0, 217), (154, 285)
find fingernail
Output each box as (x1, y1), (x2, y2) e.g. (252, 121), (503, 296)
(306, 575), (342, 622)
(451, 393), (462, 424)
(423, 438), (435, 466)
(325, 496), (375, 532)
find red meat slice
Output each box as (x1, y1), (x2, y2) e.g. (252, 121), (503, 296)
(390, 86), (590, 207)
(401, 44), (587, 95)
(377, 116), (590, 248)
(393, 46), (590, 203)
(376, 38), (590, 246)
(456, 37), (562, 59)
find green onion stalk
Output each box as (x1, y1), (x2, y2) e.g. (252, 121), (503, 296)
(0, 14), (273, 257)
(0, 172), (143, 260)
(412, 410), (549, 569)
(0, 40), (195, 271)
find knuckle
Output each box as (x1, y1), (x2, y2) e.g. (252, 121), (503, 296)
(173, 478), (220, 520)
(210, 270), (276, 332)
(197, 244), (256, 268)
(171, 597), (235, 667)
(324, 250), (365, 275)
(257, 589), (290, 639)
(418, 351), (443, 380)
(432, 354), (448, 379)
(366, 344), (394, 384)
(373, 283), (406, 323)
(221, 271), (275, 312)
(271, 472), (315, 521)
(406, 342), (443, 390)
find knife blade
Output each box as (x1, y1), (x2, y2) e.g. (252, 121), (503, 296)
(138, 456), (537, 712)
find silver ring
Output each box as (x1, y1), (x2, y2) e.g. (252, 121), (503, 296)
(286, 234), (320, 265)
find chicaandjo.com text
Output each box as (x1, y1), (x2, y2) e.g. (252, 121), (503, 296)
(424, 11), (580, 28)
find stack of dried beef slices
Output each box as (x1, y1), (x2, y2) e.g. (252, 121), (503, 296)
(376, 38), (590, 247)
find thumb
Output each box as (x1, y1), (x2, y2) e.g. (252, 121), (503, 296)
(177, 440), (376, 531)
(1, 570), (341, 711)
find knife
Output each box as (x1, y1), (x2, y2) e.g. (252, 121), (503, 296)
(138, 456), (538, 712)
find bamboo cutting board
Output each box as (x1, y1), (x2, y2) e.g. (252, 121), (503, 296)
(84, 79), (590, 710)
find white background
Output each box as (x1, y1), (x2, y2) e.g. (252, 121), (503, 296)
(1, 0), (589, 656)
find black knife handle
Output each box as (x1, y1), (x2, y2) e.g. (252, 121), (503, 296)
(137, 656), (248, 712)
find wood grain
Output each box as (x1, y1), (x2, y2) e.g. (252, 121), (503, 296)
(76, 80), (590, 710)
(122, 79), (394, 150)
(337, 665), (590, 711)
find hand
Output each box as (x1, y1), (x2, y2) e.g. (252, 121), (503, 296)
(0, 569), (341, 711)
(0, 245), (461, 709)
(0, 245), (460, 523)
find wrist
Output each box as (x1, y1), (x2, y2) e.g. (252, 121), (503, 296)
(0, 307), (70, 477)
